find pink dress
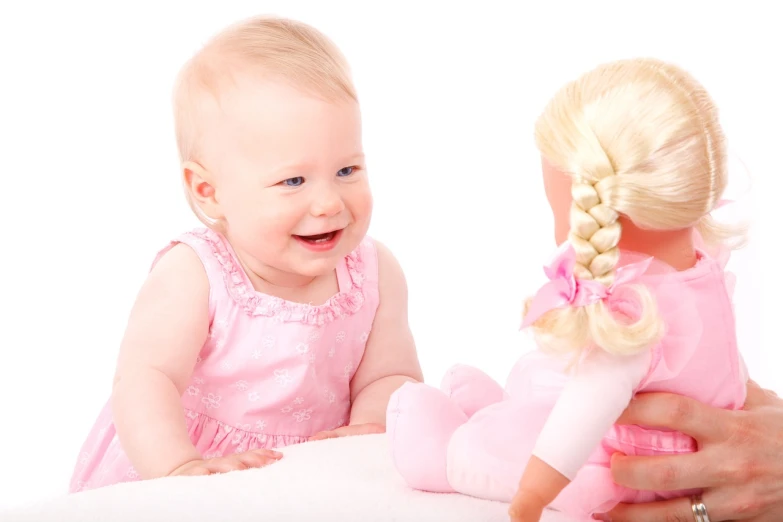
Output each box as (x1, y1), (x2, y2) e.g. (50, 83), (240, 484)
(386, 248), (747, 519)
(70, 228), (379, 492)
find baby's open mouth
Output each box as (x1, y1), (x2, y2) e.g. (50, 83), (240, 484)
(294, 229), (343, 245)
(298, 232), (335, 243)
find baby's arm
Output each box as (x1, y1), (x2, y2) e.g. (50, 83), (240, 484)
(347, 241), (424, 426)
(510, 347), (651, 520)
(111, 244), (209, 478)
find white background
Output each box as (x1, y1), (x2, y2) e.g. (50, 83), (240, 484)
(0, 0), (779, 511)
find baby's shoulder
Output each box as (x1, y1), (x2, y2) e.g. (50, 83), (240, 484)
(361, 237), (411, 305)
(149, 227), (222, 279)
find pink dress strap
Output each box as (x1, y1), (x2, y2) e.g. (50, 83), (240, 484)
(150, 230), (224, 322)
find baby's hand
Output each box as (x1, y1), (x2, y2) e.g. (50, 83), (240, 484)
(508, 490), (546, 522)
(308, 422), (385, 441)
(168, 448), (283, 477)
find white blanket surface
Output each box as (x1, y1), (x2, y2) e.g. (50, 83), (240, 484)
(2, 434), (576, 522)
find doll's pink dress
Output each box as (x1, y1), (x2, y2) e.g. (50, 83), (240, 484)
(386, 248), (746, 519)
(70, 228), (379, 492)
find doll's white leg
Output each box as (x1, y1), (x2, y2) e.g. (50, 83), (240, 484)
(386, 382), (468, 493)
(439, 364), (506, 418)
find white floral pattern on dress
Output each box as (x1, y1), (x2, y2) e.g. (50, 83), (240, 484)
(68, 231), (380, 494)
(293, 409), (313, 423)
(274, 369), (292, 386)
(202, 393), (221, 409)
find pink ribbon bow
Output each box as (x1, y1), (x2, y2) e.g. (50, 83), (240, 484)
(521, 243), (653, 328)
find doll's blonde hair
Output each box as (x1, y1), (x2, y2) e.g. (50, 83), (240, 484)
(172, 15), (357, 225)
(528, 58), (746, 357)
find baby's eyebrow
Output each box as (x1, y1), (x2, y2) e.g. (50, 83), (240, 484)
(342, 152), (366, 164)
(270, 152), (366, 176)
(270, 163), (311, 177)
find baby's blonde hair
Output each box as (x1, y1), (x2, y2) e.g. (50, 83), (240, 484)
(528, 58), (746, 357)
(172, 15), (357, 224)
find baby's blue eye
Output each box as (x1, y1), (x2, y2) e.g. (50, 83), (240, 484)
(337, 166), (354, 177)
(283, 176), (305, 187)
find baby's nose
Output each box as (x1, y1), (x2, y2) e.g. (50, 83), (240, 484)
(311, 190), (345, 217)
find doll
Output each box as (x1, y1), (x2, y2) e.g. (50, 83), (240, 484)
(385, 57), (747, 521)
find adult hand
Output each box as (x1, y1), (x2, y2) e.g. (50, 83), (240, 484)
(597, 380), (783, 521)
(308, 422), (385, 441)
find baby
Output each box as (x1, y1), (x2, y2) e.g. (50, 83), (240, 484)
(70, 15), (422, 491)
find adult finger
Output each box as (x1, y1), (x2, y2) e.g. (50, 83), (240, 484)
(599, 490), (729, 522)
(616, 393), (728, 441)
(610, 451), (722, 491)
(744, 380), (779, 409)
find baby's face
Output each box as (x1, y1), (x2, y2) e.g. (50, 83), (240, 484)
(201, 76), (372, 279)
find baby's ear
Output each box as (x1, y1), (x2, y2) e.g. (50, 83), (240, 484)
(182, 161), (222, 221)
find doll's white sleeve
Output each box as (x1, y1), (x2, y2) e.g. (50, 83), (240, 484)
(531, 347), (652, 480)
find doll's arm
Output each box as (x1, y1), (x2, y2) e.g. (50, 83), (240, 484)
(510, 347), (652, 520)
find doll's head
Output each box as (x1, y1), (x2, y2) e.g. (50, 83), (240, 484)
(525, 58), (744, 356)
(171, 16), (371, 282)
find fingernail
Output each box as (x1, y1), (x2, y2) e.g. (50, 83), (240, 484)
(592, 514), (609, 521)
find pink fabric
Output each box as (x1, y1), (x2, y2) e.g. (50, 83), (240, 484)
(70, 228), (380, 492)
(522, 242), (653, 327)
(387, 248), (746, 519)
(531, 346), (652, 482)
